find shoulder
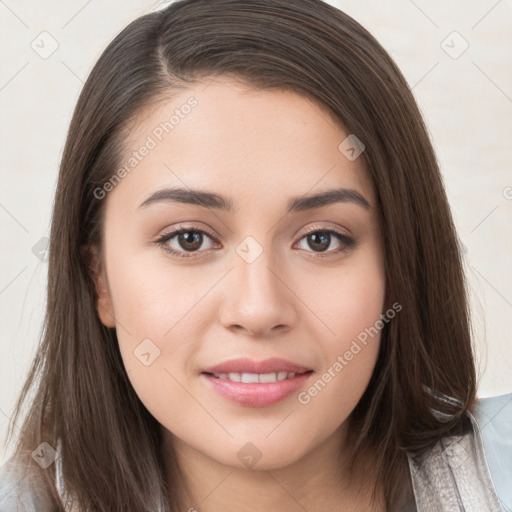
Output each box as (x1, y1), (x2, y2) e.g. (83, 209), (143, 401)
(0, 452), (54, 511)
(471, 391), (512, 512)
(407, 390), (512, 511)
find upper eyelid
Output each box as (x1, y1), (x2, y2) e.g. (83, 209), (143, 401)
(158, 223), (351, 241)
(165, 225), (219, 241)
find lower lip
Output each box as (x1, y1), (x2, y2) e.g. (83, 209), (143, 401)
(201, 372), (313, 407)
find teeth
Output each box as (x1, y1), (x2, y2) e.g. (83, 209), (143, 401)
(212, 371), (298, 383)
(241, 372), (259, 383)
(260, 372), (280, 383)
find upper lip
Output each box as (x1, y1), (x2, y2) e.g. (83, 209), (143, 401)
(202, 357), (313, 375)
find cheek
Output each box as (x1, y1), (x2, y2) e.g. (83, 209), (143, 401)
(306, 250), (385, 347)
(103, 249), (211, 413)
(298, 275), (385, 431)
(302, 248), (385, 401)
(105, 245), (207, 340)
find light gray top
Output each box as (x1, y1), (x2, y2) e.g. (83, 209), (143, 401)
(1, 392), (511, 511)
(406, 391), (512, 511)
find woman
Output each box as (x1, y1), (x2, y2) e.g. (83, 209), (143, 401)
(1, 0), (510, 510)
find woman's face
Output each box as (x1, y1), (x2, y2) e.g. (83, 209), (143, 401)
(93, 76), (386, 471)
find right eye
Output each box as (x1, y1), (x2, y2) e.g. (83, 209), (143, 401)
(154, 225), (220, 258)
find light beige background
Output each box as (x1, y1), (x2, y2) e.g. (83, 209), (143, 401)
(1, 0), (511, 462)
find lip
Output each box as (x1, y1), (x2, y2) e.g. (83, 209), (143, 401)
(202, 357), (312, 375)
(201, 371), (313, 407)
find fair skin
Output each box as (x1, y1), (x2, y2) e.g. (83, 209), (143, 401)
(93, 76), (386, 511)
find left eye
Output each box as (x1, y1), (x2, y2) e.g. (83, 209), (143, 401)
(155, 227), (355, 258)
(294, 229), (355, 256)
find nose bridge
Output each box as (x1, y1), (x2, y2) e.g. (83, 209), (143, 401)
(219, 234), (296, 335)
(235, 234), (284, 302)
(257, 256), (283, 288)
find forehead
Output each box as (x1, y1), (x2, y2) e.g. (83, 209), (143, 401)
(113, 76), (376, 212)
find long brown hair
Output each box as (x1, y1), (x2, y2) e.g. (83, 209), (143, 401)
(4, 0), (477, 510)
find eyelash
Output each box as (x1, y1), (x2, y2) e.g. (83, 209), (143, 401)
(154, 224), (355, 259)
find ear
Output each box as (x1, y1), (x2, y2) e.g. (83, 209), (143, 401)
(85, 245), (116, 328)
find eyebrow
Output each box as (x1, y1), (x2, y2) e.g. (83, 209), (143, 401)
(138, 186), (371, 212)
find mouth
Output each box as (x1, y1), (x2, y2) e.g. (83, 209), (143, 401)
(201, 356), (313, 376)
(202, 370), (313, 383)
(200, 358), (314, 407)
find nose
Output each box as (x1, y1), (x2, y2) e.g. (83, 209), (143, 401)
(218, 250), (298, 338)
